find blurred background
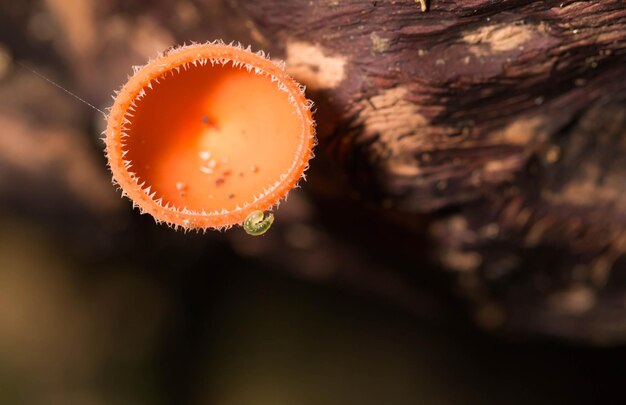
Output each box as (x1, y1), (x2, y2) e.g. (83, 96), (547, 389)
(1, 1), (626, 404)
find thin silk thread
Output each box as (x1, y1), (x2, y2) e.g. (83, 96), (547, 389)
(17, 61), (107, 118)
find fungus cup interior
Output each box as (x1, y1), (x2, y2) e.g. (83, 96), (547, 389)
(106, 44), (314, 229)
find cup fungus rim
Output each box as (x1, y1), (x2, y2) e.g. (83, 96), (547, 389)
(105, 41), (316, 231)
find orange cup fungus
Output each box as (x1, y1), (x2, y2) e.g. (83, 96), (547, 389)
(105, 42), (315, 232)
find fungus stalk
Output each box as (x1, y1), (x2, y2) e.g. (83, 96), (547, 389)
(105, 42), (315, 233)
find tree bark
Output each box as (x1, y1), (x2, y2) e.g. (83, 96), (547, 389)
(231, 0), (626, 344)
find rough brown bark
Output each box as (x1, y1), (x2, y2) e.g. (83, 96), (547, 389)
(231, 0), (626, 343)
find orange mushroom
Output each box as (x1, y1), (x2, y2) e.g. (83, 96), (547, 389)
(105, 42), (315, 231)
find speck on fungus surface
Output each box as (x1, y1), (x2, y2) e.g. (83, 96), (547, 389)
(105, 42), (315, 231)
